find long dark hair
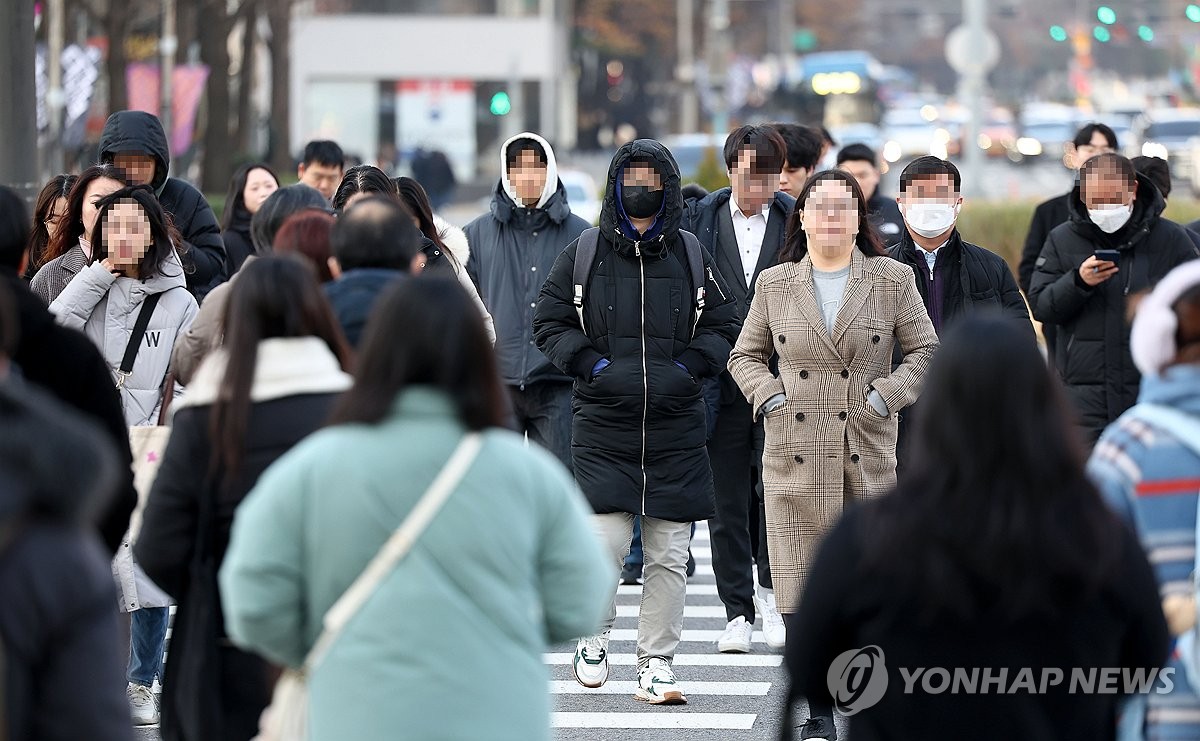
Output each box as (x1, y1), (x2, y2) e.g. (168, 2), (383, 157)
(330, 276), (506, 430)
(779, 168), (885, 263)
(90, 186), (184, 280)
(212, 256), (352, 481)
(25, 174), (77, 273)
(331, 165), (398, 212)
(41, 163), (126, 267)
(859, 315), (1122, 624)
(395, 176), (460, 271)
(221, 162), (279, 231)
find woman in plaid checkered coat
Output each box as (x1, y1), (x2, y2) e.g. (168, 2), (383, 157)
(728, 170), (938, 617)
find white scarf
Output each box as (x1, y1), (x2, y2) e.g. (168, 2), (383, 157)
(176, 336), (352, 410)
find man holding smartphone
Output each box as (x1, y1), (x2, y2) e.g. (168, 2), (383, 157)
(1030, 153), (1198, 446)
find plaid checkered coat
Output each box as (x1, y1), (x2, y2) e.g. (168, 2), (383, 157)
(728, 249), (938, 612)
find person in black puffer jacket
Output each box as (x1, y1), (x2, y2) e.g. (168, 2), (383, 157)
(220, 163), (279, 274)
(534, 139), (740, 703)
(0, 287), (132, 741)
(1030, 153), (1198, 445)
(98, 110), (227, 302)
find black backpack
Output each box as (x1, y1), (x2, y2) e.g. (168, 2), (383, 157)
(571, 227), (708, 338)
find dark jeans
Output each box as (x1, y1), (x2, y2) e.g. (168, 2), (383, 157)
(128, 606), (169, 686)
(707, 394), (771, 624)
(507, 381), (573, 473)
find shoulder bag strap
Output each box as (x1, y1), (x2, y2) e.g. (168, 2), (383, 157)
(302, 432), (483, 672)
(117, 292), (164, 387)
(572, 228), (601, 334)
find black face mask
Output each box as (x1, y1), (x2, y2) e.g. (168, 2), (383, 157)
(622, 185), (665, 219)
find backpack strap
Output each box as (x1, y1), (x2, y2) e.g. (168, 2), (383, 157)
(1124, 403), (1200, 459)
(679, 230), (706, 338)
(116, 293), (164, 388)
(572, 228), (601, 334)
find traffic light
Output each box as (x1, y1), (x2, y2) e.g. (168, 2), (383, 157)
(489, 91), (512, 116)
(1093, 25), (1111, 42)
(1097, 6), (1116, 25)
(1138, 25), (1154, 42)
(1188, 4), (1200, 22)
(1049, 25), (1068, 42)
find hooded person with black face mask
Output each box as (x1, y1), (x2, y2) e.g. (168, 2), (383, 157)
(464, 133), (590, 471)
(534, 139), (741, 706)
(1030, 153), (1198, 446)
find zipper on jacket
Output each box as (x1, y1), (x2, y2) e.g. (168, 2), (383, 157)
(1123, 251), (1136, 296)
(636, 242), (649, 516)
(707, 266), (727, 302)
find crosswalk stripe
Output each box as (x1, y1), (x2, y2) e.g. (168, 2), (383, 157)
(618, 583), (719, 595)
(552, 712), (757, 730)
(544, 652), (783, 667)
(608, 628), (767, 644)
(616, 604), (727, 618)
(551, 681), (771, 696)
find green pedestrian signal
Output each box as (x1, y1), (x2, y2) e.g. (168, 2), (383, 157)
(1093, 26), (1111, 42)
(1189, 4), (1200, 22)
(489, 91), (512, 116)
(1138, 25), (1154, 42)
(1049, 25), (1068, 42)
(1097, 6), (1116, 25)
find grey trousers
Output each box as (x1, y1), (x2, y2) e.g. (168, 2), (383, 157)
(594, 512), (692, 669)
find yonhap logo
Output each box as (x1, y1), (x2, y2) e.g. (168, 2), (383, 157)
(827, 645), (889, 715)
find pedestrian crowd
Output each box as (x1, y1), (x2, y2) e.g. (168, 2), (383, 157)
(1, 109), (1199, 741)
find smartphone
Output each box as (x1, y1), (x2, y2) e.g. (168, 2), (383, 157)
(1094, 249), (1121, 263)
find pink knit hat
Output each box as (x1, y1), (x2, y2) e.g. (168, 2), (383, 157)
(1130, 260), (1200, 376)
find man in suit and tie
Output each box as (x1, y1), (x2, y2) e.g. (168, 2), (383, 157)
(684, 125), (794, 653)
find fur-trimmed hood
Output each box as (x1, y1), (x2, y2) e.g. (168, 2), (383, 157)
(176, 336), (352, 411)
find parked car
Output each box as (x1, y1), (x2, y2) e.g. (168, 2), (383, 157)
(1136, 109), (1200, 184)
(660, 133), (726, 183)
(558, 169), (601, 226)
(1013, 119), (1076, 164)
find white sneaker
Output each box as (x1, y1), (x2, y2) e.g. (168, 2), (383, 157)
(127, 682), (159, 726)
(754, 589), (787, 649)
(635, 657), (687, 705)
(572, 635), (609, 688)
(717, 615), (753, 653)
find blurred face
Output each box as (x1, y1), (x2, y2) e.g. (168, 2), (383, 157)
(778, 163), (810, 199)
(509, 149), (548, 206)
(81, 177), (124, 242)
(103, 200), (153, 271)
(45, 196), (68, 235)
(1082, 170), (1136, 210)
(299, 162), (343, 201)
(1069, 131), (1116, 170)
(838, 159), (880, 201)
(729, 147), (778, 214)
(800, 178), (860, 256)
(242, 168), (278, 215)
(113, 153), (157, 186)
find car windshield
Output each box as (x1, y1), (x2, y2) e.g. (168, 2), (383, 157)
(1145, 121), (1200, 139)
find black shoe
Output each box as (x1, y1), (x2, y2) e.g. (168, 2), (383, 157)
(799, 716), (836, 741)
(620, 565), (642, 585)
(686, 550), (696, 578)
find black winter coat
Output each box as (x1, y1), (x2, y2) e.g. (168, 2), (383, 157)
(0, 380), (132, 741)
(887, 230), (1033, 338)
(534, 139), (741, 522)
(869, 191), (906, 245)
(324, 268), (406, 348)
(1019, 192), (1072, 295)
(684, 186), (794, 406)
(221, 207), (254, 274)
(465, 180), (591, 387)
(4, 272), (135, 553)
(136, 391), (341, 741)
(99, 111), (227, 301)
(1029, 174), (1198, 443)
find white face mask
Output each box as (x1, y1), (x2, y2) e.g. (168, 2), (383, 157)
(901, 202), (959, 239)
(1087, 203), (1133, 234)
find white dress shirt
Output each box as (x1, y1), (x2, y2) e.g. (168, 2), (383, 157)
(729, 196), (770, 286)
